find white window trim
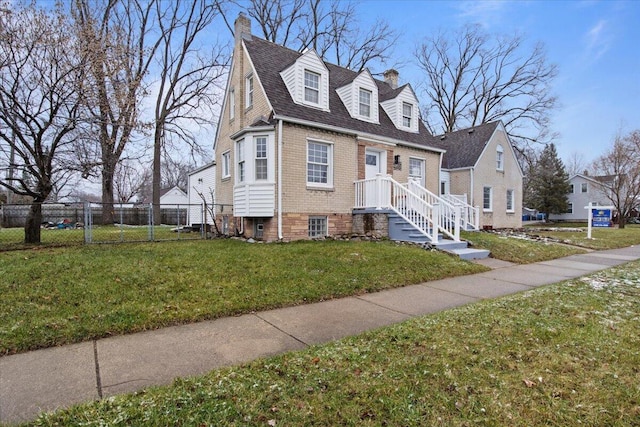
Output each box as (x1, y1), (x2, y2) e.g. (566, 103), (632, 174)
(236, 139), (245, 183)
(483, 186), (493, 212)
(408, 157), (425, 187)
(306, 139), (334, 189)
(401, 102), (413, 129)
(229, 88), (235, 121)
(581, 183), (588, 193)
(222, 151), (231, 179)
(303, 69), (320, 106)
(245, 74), (253, 109)
(254, 136), (268, 181)
(567, 202), (573, 214)
(496, 145), (504, 171)
(358, 87), (372, 118)
(506, 189), (515, 213)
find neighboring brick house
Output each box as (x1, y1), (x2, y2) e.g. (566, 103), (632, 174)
(439, 122), (524, 229)
(212, 15), (522, 242)
(549, 174), (612, 222)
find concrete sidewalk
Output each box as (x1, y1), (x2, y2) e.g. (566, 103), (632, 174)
(2, 246), (640, 424)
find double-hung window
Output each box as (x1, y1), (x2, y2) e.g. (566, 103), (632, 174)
(255, 136), (267, 180)
(222, 151), (231, 179)
(506, 189), (514, 212)
(359, 88), (371, 118)
(307, 141), (332, 186)
(402, 102), (413, 127)
(304, 70), (320, 104)
(409, 157), (425, 186)
(581, 183), (588, 193)
(483, 186), (493, 211)
(236, 140), (245, 183)
(496, 145), (504, 171)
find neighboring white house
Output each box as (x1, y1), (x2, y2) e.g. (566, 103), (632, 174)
(187, 162), (216, 227)
(549, 174), (611, 221)
(159, 186), (189, 206)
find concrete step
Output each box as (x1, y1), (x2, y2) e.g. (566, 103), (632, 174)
(445, 247), (491, 260)
(434, 238), (468, 251)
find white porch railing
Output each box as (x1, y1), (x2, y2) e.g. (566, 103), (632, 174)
(441, 193), (480, 231)
(354, 175), (461, 243)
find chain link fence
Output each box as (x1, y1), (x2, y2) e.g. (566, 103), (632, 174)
(0, 202), (227, 250)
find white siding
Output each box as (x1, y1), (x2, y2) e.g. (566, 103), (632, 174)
(188, 164), (216, 225)
(160, 187), (188, 205)
(336, 71), (379, 123)
(233, 183), (275, 217)
(549, 175), (610, 221)
(279, 49), (330, 111)
(380, 86), (419, 133)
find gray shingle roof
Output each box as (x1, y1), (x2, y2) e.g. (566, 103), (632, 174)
(439, 122), (501, 169)
(243, 36), (446, 151)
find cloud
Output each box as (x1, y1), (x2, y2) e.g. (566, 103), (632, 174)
(584, 19), (611, 61)
(454, 0), (508, 28)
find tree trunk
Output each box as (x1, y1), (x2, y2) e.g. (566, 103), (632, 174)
(152, 125), (162, 226)
(101, 162), (115, 225)
(24, 202), (43, 244)
(618, 216), (626, 229)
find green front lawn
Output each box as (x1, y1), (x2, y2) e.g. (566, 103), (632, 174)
(461, 231), (587, 263)
(525, 224), (640, 250)
(0, 239), (488, 355)
(33, 260), (640, 426)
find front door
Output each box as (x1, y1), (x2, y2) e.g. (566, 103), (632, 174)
(365, 150), (383, 207)
(365, 150), (382, 179)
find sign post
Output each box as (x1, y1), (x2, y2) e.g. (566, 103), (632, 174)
(585, 202), (615, 239)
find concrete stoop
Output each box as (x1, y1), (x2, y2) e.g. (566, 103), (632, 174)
(388, 214), (490, 260)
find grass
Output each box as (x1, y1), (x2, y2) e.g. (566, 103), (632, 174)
(30, 260), (640, 426)
(0, 225), (202, 250)
(525, 223), (640, 250)
(0, 239), (488, 355)
(461, 230), (587, 263)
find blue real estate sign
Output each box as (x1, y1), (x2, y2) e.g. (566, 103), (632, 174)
(592, 208), (612, 227)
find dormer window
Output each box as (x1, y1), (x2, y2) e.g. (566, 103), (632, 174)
(280, 49), (330, 111)
(304, 70), (320, 104)
(402, 102), (413, 127)
(359, 88), (372, 118)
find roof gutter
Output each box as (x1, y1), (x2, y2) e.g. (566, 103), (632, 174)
(272, 114), (446, 154)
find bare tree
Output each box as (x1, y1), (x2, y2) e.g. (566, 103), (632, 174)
(224, 0), (398, 72)
(591, 130), (640, 229)
(150, 0), (229, 224)
(564, 151), (588, 176)
(415, 25), (558, 158)
(72, 0), (162, 224)
(113, 159), (147, 203)
(0, 2), (84, 243)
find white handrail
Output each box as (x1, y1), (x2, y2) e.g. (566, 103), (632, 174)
(354, 175), (461, 242)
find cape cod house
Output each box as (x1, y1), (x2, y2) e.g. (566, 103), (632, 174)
(212, 14), (521, 253)
(439, 122), (523, 229)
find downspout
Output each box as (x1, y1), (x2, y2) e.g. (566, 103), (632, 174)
(470, 168), (474, 206)
(277, 119), (283, 240)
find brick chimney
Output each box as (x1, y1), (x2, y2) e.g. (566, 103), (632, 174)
(383, 69), (399, 89)
(234, 13), (251, 44)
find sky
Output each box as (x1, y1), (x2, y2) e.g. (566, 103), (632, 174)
(358, 0), (640, 167)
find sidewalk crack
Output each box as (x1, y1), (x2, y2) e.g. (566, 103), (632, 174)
(93, 340), (103, 399)
(253, 314), (310, 347)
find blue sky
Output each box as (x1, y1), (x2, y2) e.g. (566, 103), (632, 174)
(358, 0), (640, 166)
